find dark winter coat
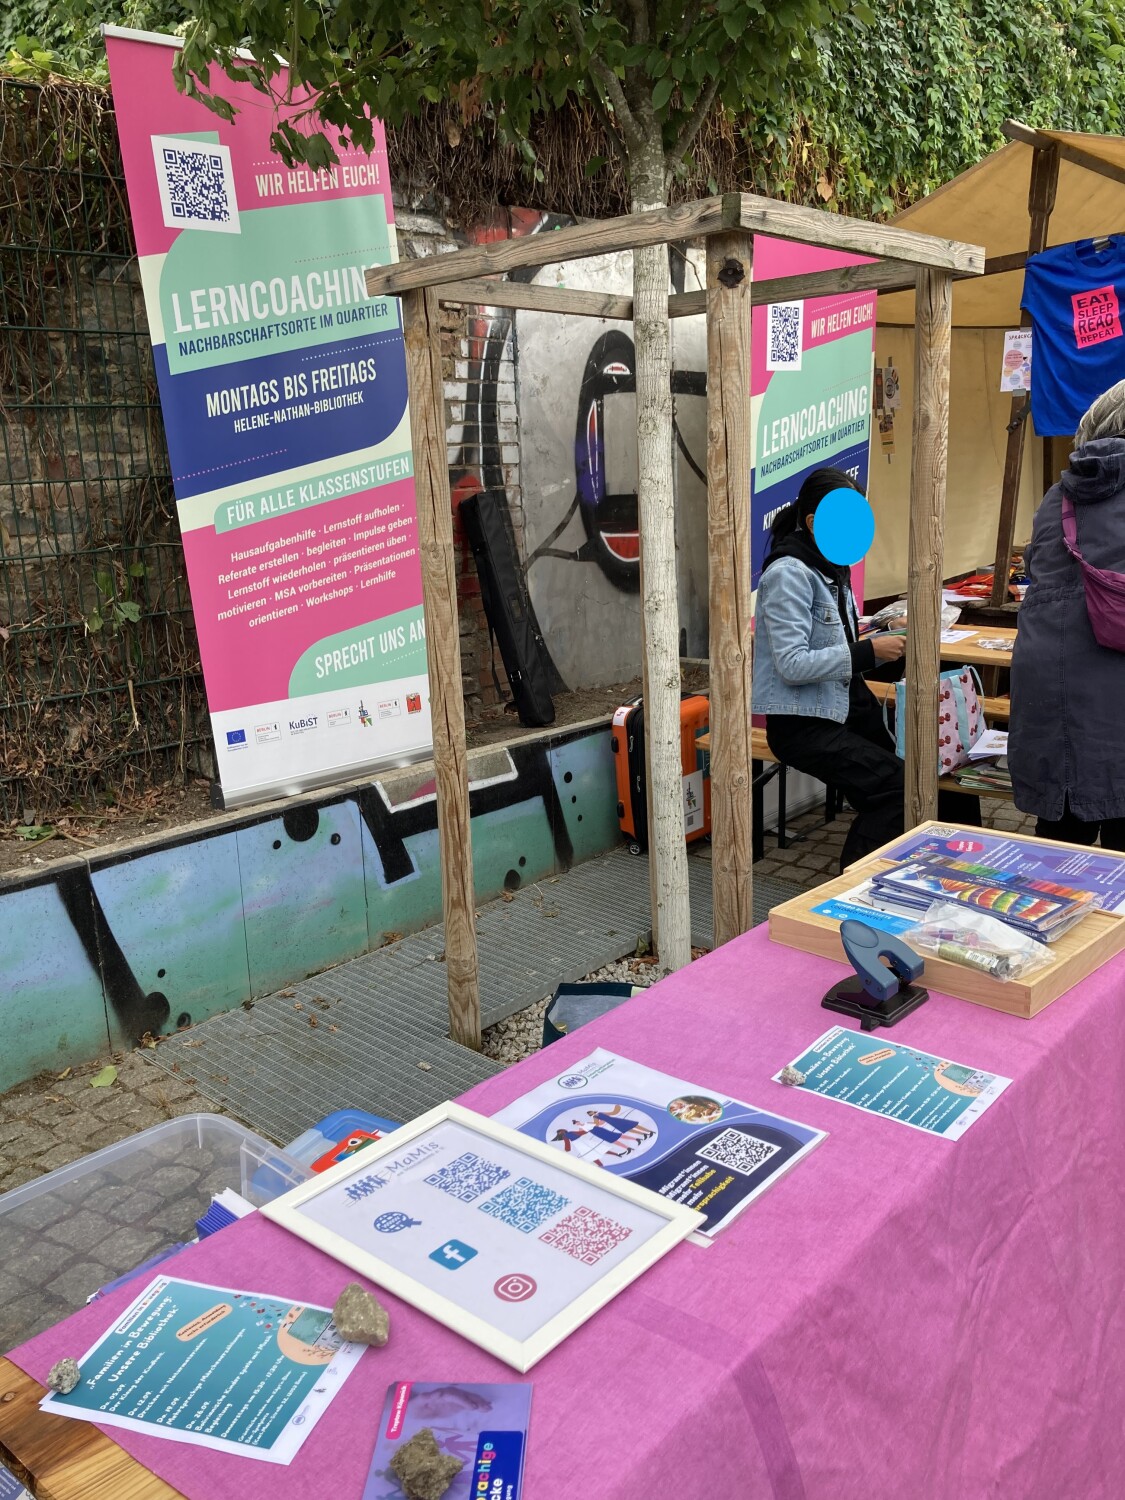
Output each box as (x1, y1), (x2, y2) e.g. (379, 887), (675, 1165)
(1009, 437), (1125, 821)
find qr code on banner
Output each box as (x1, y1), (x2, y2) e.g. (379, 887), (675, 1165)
(151, 135), (240, 235)
(479, 1177), (571, 1234)
(767, 300), (803, 371)
(424, 1151), (510, 1203)
(539, 1206), (632, 1265)
(697, 1127), (781, 1176)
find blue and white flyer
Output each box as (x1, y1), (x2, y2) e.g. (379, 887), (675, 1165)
(494, 1049), (825, 1242)
(39, 1276), (365, 1463)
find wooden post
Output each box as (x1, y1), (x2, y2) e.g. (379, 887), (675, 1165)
(906, 268), (954, 828)
(400, 287), (481, 1049)
(989, 144), (1059, 607)
(705, 232), (755, 947)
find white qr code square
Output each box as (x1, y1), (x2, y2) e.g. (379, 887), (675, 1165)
(697, 1127), (781, 1176)
(151, 135), (241, 235)
(767, 300), (803, 371)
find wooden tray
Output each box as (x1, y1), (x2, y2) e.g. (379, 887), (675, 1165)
(768, 822), (1125, 1018)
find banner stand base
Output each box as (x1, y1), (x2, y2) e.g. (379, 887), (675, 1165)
(209, 780), (226, 811)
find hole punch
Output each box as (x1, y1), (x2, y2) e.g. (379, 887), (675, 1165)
(821, 920), (929, 1031)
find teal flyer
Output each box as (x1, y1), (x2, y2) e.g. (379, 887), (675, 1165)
(40, 1276), (365, 1464)
(776, 1027), (1011, 1140)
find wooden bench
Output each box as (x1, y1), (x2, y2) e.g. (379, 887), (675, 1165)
(866, 678), (1011, 722)
(698, 724), (1014, 803)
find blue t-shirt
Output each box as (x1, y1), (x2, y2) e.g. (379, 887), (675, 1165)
(1021, 238), (1125, 436)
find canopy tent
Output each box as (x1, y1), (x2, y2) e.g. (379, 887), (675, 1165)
(865, 125), (1125, 600)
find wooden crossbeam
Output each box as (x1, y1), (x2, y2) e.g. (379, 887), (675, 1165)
(435, 260), (948, 324)
(723, 193), (985, 275)
(1002, 119), (1125, 191)
(366, 194), (984, 298)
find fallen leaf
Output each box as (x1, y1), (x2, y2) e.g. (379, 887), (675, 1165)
(817, 172), (834, 201)
(293, 1002), (304, 1011)
(312, 997), (331, 1010)
(278, 988), (296, 998)
(90, 1065), (118, 1088)
(182, 1038), (205, 1049)
(308, 1016), (319, 1028)
(417, 1061), (432, 1071)
(501, 891), (515, 903)
(242, 1000), (254, 1012)
(56, 1067), (72, 1080)
(328, 1024), (339, 1033)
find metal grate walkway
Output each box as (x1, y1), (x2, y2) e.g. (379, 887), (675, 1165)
(145, 849), (802, 1145)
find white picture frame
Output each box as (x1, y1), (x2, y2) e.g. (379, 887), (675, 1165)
(261, 1101), (702, 1371)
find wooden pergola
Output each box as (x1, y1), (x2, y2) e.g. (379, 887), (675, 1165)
(366, 193), (984, 1048)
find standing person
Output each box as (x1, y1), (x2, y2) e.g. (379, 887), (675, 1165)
(753, 468), (979, 870)
(1009, 380), (1125, 849)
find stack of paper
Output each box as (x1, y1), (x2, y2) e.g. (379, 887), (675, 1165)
(868, 854), (1094, 942)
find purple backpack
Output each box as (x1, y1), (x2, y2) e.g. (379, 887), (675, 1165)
(1061, 495), (1125, 652)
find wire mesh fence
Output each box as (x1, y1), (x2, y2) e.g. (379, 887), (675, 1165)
(0, 77), (211, 822)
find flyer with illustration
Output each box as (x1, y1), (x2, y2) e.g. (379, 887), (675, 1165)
(40, 1276), (365, 1463)
(884, 827), (1125, 914)
(777, 1027), (1011, 1140)
(363, 1382), (532, 1500)
(494, 1049), (825, 1240)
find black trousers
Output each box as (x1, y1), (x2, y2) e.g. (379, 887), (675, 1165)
(767, 691), (981, 871)
(1036, 797), (1125, 852)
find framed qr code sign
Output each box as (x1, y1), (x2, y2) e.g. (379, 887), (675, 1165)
(767, 298), (804, 371)
(150, 133), (241, 234)
(261, 1102), (702, 1371)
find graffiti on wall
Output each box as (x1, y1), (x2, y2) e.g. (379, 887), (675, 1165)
(0, 722), (619, 1091)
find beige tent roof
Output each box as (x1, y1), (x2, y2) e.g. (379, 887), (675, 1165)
(878, 128), (1125, 327)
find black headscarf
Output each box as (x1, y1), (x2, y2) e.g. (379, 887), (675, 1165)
(762, 467), (861, 641)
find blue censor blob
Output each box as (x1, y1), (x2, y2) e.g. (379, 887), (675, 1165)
(812, 489), (875, 566)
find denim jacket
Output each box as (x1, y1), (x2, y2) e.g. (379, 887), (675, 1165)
(752, 555), (858, 722)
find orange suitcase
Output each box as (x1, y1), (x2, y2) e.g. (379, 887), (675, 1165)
(610, 694), (711, 854)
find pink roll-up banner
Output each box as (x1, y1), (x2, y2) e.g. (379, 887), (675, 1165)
(104, 26), (431, 806)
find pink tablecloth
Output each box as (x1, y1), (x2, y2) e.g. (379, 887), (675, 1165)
(12, 926), (1125, 1499)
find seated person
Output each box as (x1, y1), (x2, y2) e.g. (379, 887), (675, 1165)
(753, 467), (979, 870)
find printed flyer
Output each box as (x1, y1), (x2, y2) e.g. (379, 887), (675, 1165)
(104, 28), (431, 805)
(884, 827), (1125, 914)
(494, 1048), (825, 1240)
(0, 1463), (30, 1500)
(363, 1382), (532, 1500)
(751, 289), (877, 590)
(40, 1275), (365, 1463)
(777, 1027), (1011, 1140)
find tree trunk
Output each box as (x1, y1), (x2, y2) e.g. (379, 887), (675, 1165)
(629, 132), (692, 975)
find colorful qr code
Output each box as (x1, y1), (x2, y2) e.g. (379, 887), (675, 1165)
(696, 1127), (781, 1176)
(152, 137), (239, 233)
(478, 1177), (570, 1233)
(424, 1151), (510, 1202)
(539, 1205), (632, 1265)
(767, 300), (803, 370)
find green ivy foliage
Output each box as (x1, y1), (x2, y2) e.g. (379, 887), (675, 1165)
(4, 0), (1124, 216)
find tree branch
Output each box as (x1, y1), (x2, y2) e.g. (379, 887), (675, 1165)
(586, 87), (629, 167)
(668, 71), (722, 170)
(625, 0), (650, 46)
(565, 4), (641, 149)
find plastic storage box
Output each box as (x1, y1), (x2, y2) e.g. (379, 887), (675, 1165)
(285, 1107), (399, 1170)
(0, 1114), (308, 1356)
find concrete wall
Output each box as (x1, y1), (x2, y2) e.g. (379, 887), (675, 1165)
(0, 720), (620, 1092)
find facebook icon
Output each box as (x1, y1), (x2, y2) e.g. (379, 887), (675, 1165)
(429, 1239), (477, 1270)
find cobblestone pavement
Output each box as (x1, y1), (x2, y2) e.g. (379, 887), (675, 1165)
(0, 801), (1033, 1205)
(0, 1052), (227, 1198)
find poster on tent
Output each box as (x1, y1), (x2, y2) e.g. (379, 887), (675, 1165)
(104, 27), (430, 807)
(751, 291), (877, 594)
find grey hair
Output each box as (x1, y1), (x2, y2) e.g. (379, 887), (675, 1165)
(1077, 378), (1125, 445)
